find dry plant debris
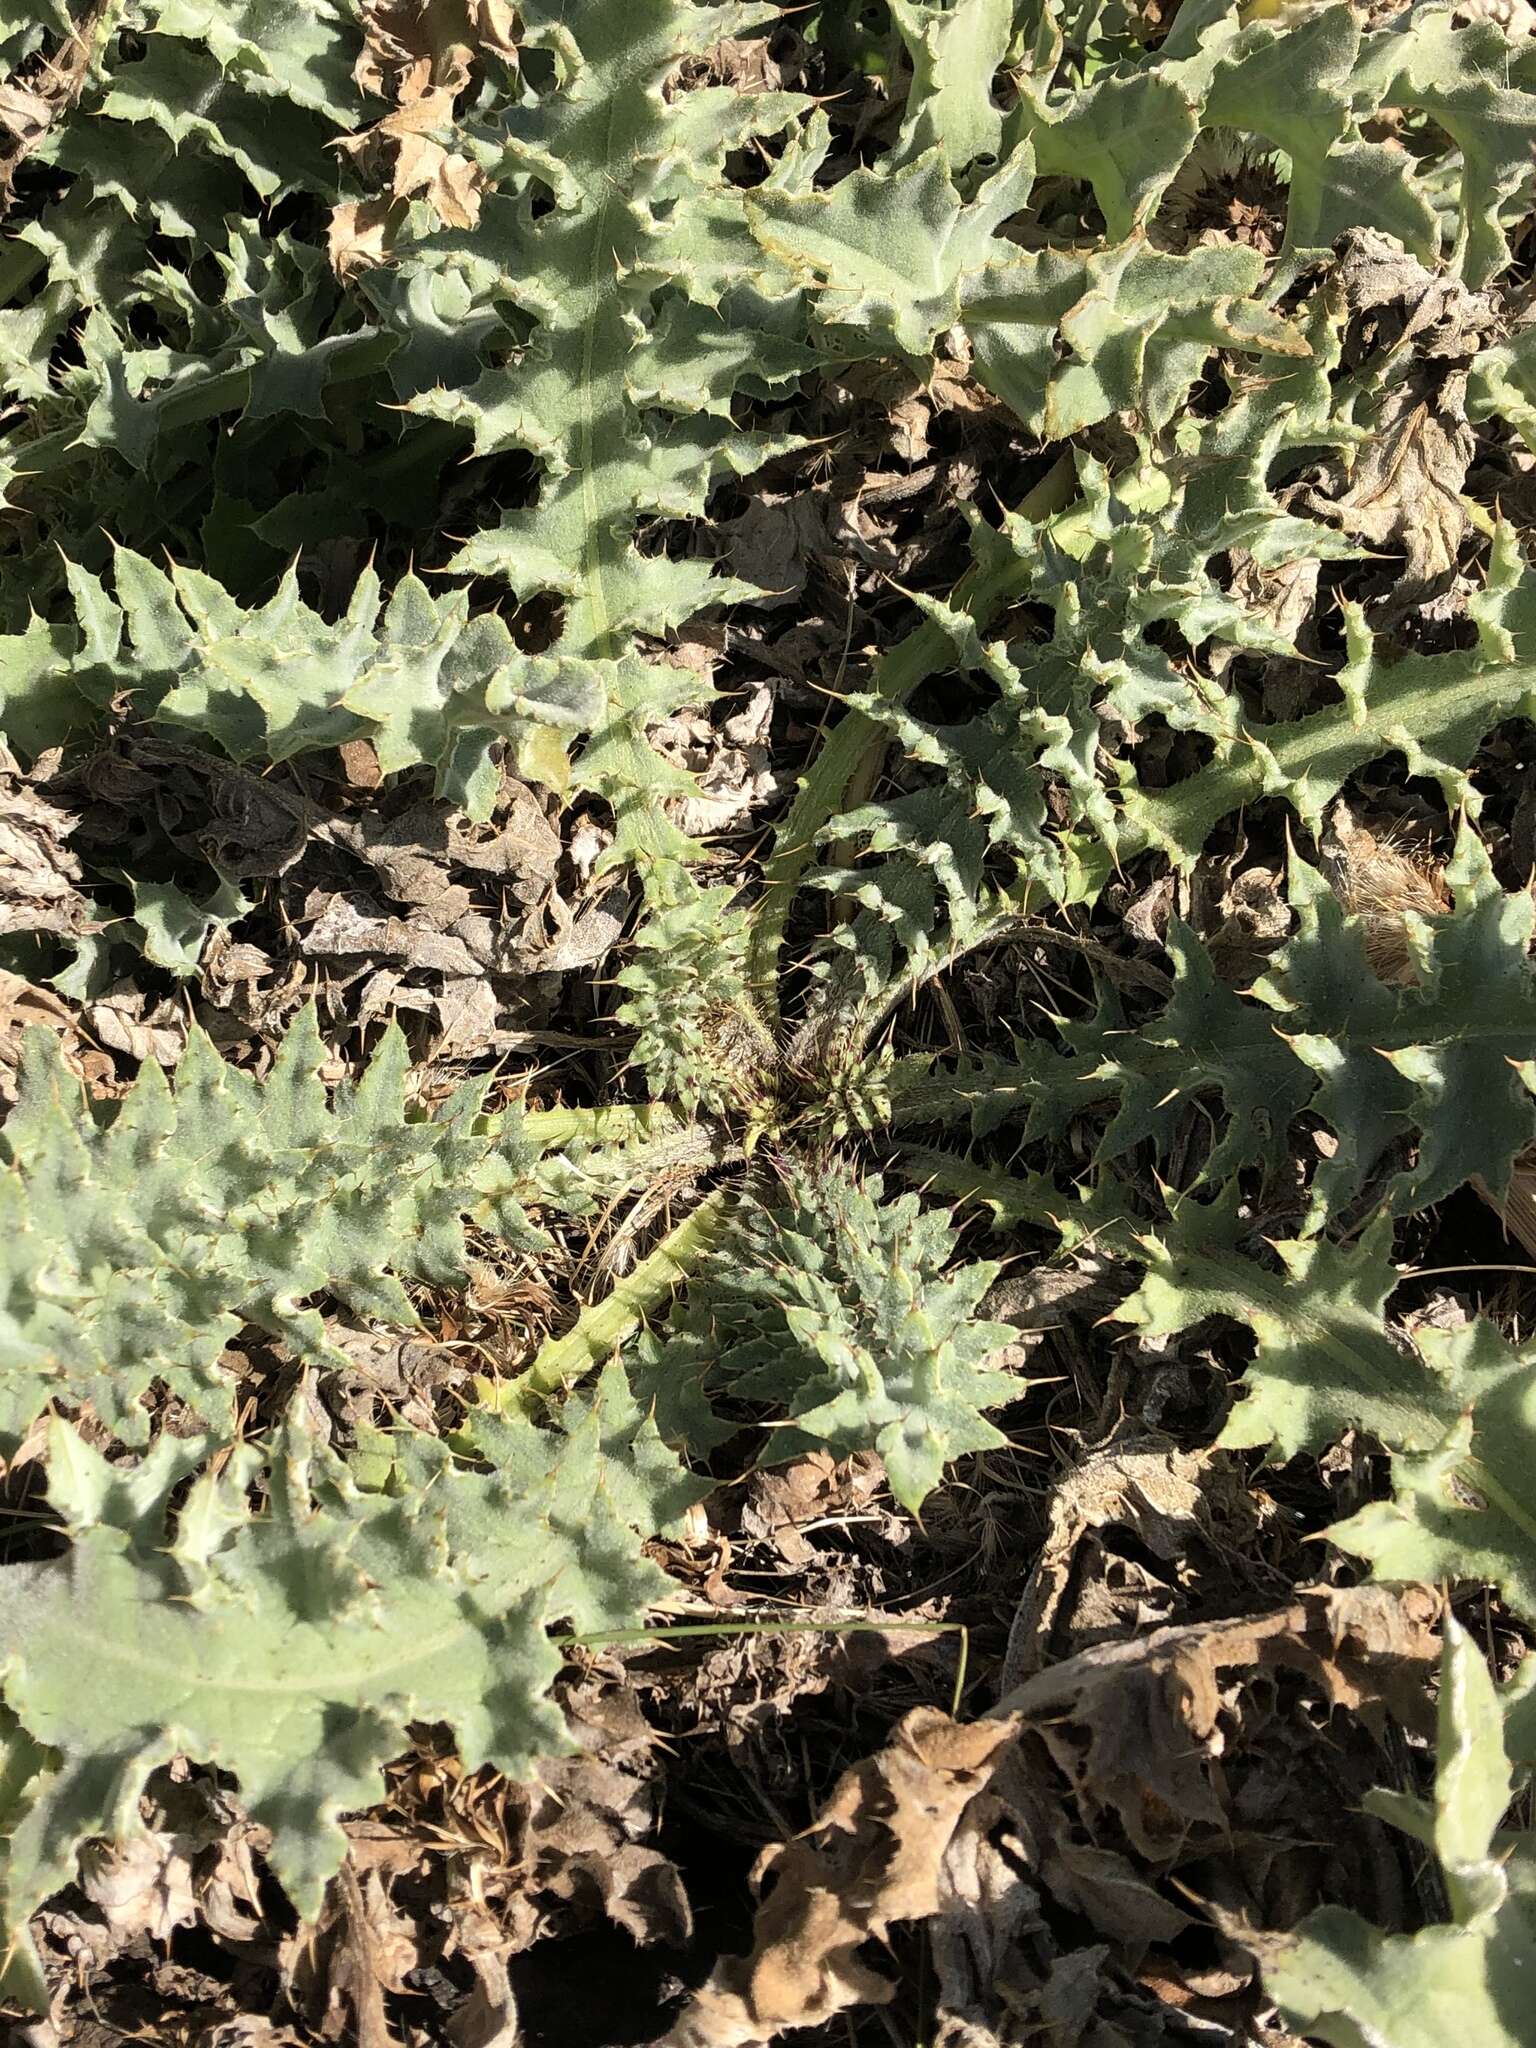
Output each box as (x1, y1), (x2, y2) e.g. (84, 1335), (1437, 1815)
(1, 1), (1536, 2044)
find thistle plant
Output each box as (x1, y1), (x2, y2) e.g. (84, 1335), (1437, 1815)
(2, 0), (1536, 2030)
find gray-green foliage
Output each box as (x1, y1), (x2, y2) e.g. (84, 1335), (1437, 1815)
(399, 0), (814, 869)
(615, 868), (776, 1118)
(634, 1157), (1017, 1512)
(4, 0), (1536, 2015)
(0, 1368), (701, 2006)
(885, 821), (1536, 1216)
(0, 1005), (541, 1448)
(0, 544), (601, 812)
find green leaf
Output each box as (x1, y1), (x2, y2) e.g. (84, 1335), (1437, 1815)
(404, 0), (810, 870)
(1253, 824), (1536, 1217)
(34, 551), (600, 817)
(1327, 1323), (1536, 1626)
(1123, 537), (1536, 864)
(0, 1007), (544, 1448)
(128, 874), (250, 978)
(0, 613), (97, 761)
(889, 0), (1014, 172)
(615, 870), (775, 1117)
(1015, 67), (1199, 241)
(747, 144), (1034, 357)
(1120, 1199), (1536, 1621)
(1349, 7), (1536, 287)
(0, 1368), (701, 1993)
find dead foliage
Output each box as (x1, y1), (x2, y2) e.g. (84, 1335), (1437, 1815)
(0, 3), (106, 211)
(331, 0), (519, 273)
(667, 1585), (1443, 2048)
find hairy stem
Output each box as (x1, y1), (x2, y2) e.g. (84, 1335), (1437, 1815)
(520, 1185), (732, 1396)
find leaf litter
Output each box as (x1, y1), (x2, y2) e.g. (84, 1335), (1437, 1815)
(1, 0), (1536, 2045)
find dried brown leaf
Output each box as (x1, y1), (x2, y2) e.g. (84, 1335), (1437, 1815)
(281, 1859), (418, 2048)
(649, 687), (779, 838)
(1000, 1439), (1208, 1689)
(77, 1833), (199, 1948)
(0, 970), (105, 1103)
(82, 986), (186, 1068)
(998, 1583), (1442, 1861)
(665, 1712), (1017, 2046)
(329, 197), (402, 279)
(334, 0), (511, 259)
(0, 759), (94, 942)
(0, 4), (106, 212)
(667, 1587), (1441, 2047)
(1306, 230), (1498, 608)
(736, 1450), (886, 1567)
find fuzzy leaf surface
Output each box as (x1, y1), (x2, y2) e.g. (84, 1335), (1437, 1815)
(0, 1371), (701, 1995)
(0, 1007), (542, 1447)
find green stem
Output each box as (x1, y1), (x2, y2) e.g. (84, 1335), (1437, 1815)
(521, 1102), (689, 1154)
(519, 1184), (732, 1396)
(0, 240), (46, 308)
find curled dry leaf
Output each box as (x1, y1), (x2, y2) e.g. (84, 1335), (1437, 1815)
(77, 1833), (199, 1948)
(377, 1679), (689, 1962)
(735, 1449), (888, 1567)
(995, 1582), (1442, 1862)
(100, 739), (311, 880)
(650, 687), (779, 839)
(999, 1437), (1209, 1688)
(667, 1585), (1442, 2048)
(0, 970), (104, 1103)
(329, 197), (401, 281)
(0, 758), (94, 942)
(0, 3), (106, 211)
(664, 1711), (1018, 2047)
(281, 1858), (420, 2048)
(333, 0), (518, 262)
(1307, 231), (1498, 609)
(81, 985), (186, 1068)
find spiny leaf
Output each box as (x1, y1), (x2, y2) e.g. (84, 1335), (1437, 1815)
(0, 1369), (702, 2001)
(889, 0), (1015, 172)
(634, 1159), (1019, 1510)
(4, 547), (600, 813)
(1118, 1196), (1536, 1619)
(615, 869), (775, 1118)
(402, 0), (810, 870)
(1327, 1321), (1536, 1627)
(0, 1005), (543, 1448)
(1252, 824), (1536, 1218)
(1260, 1624), (1536, 2047)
